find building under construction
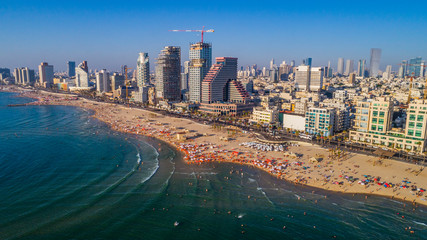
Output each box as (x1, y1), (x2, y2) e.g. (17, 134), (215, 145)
(155, 46), (181, 102)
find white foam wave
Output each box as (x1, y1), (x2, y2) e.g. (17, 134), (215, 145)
(413, 221), (427, 227)
(257, 187), (274, 205)
(139, 143), (160, 184)
(247, 178), (257, 183)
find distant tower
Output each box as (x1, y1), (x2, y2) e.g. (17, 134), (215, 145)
(156, 46), (181, 102)
(344, 59), (354, 76)
(188, 42), (212, 103)
(303, 58), (312, 67)
(67, 61), (76, 77)
(407, 57), (422, 77)
(369, 48), (382, 77)
(270, 59), (275, 69)
(337, 58), (344, 75)
(384, 65), (392, 79)
(136, 52), (150, 87)
(357, 59), (366, 78)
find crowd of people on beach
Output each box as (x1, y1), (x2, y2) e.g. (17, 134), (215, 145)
(16, 90), (426, 205)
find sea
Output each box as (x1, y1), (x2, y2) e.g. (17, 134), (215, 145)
(0, 91), (426, 240)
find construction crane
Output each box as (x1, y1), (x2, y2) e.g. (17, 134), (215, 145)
(125, 66), (132, 106)
(169, 26), (214, 43)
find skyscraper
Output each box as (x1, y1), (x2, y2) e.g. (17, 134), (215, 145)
(155, 46), (181, 102)
(0, 68), (10, 78)
(202, 57), (238, 103)
(383, 65), (392, 79)
(357, 59), (366, 77)
(14, 67), (35, 85)
(270, 58), (275, 69)
(309, 67), (323, 91)
(303, 58), (312, 67)
(188, 42), (212, 102)
(96, 69), (110, 93)
(398, 60), (407, 78)
(201, 57), (250, 104)
(67, 61), (76, 77)
(344, 59), (354, 76)
(75, 61), (89, 88)
(111, 72), (125, 91)
(38, 62), (54, 87)
(136, 52), (150, 87)
(369, 48), (382, 77)
(295, 65), (310, 91)
(407, 57), (422, 77)
(337, 58), (344, 75)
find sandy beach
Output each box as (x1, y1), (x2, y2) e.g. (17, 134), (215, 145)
(6, 86), (427, 207)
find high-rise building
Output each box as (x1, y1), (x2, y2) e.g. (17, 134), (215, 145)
(14, 67), (35, 85)
(303, 58), (312, 67)
(407, 57), (422, 77)
(75, 61), (89, 88)
(136, 52), (150, 87)
(384, 65), (392, 79)
(290, 60), (295, 67)
(202, 57), (250, 103)
(0, 68), (11, 78)
(270, 66), (279, 82)
(327, 61), (333, 77)
(309, 67), (323, 91)
(270, 58), (275, 69)
(344, 59), (354, 76)
(38, 62), (54, 87)
(121, 65), (127, 76)
(337, 58), (344, 75)
(110, 72), (125, 91)
(188, 42), (212, 103)
(295, 65), (310, 91)
(155, 46), (181, 102)
(67, 61), (76, 77)
(349, 73), (356, 84)
(421, 61), (426, 78)
(96, 69), (110, 93)
(357, 59), (366, 77)
(398, 60), (407, 78)
(369, 48), (382, 77)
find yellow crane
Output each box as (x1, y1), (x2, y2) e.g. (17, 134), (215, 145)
(125, 66), (132, 106)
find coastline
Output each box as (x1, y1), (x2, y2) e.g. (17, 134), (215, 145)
(2, 86), (426, 207)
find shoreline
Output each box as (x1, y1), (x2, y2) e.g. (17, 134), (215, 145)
(1, 86), (426, 207)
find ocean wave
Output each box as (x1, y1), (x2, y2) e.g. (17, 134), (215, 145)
(257, 187), (274, 205)
(413, 221), (427, 227)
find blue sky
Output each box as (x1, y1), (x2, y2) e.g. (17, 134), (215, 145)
(0, 0), (426, 72)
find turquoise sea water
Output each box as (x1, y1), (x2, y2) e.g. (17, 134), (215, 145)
(0, 91), (426, 240)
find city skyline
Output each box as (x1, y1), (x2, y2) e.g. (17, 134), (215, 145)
(1, 0), (426, 72)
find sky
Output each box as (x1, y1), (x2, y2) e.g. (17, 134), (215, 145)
(0, 0), (426, 72)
